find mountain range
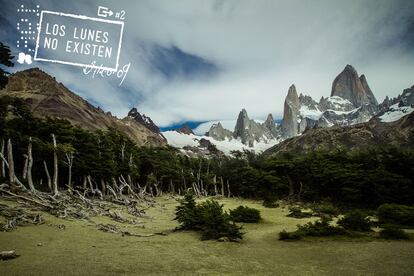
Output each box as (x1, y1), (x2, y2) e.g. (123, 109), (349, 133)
(1, 66), (413, 156)
(163, 65), (414, 155)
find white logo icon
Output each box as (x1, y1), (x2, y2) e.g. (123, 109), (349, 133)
(17, 52), (33, 64)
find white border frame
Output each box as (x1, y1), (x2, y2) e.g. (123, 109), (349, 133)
(34, 10), (124, 71)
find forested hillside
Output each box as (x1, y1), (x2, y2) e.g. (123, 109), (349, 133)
(1, 96), (413, 207)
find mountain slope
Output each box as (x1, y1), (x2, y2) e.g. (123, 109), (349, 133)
(263, 112), (414, 156)
(0, 68), (166, 146)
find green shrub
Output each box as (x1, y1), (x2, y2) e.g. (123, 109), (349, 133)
(263, 200), (279, 208)
(279, 217), (347, 241)
(279, 230), (301, 240)
(313, 203), (340, 216)
(175, 192), (243, 241)
(230, 206), (261, 223)
(287, 206), (312, 218)
(379, 228), (409, 240)
(296, 217), (347, 237)
(338, 210), (371, 232)
(263, 196), (279, 208)
(198, 200), (243, 240)
(174, 191), (201, 230)
(377, 204), (414, 227)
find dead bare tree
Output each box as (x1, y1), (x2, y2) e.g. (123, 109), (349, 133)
(0, 139), (5, 177)
(6, 139), (24, 190)
(0, 147), (9, 178)
(51, 134), (58, 196)
(154, 182), (160, 196)
(181, 169), (187, 190)
(43, 161), (52, 192)
(169, 178), (175, 194)
(2, 140), (26, 191)
(100, 179), (106, 196)
(83, 176), (87, 190)
(65, 152), (74, 192)
(87, 175), (103, 199)
(106, 184), (118, 200)
(121, 142), (125, 161)
(26, 137), (35, 192)
(226, 179), (231, 198)
(213, 175), (218, 195)
(128, 153), (133, 168)
(197, 160), (202, 194)
(119, 175), (135, 196)
(127, 175), (133, 192)
(7, 139), (16, 190)
(192, 182), (200, 197)
(22, 154), (28, 180)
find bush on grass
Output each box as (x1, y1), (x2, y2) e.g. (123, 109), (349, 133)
(198, 200), (243, 240)
(230, 206), (261, 223)
(338, 210), (372, 232)
(279, 217), (347, 240)
(175, 192), (243, 241)
(262, 196), (279, 208)
(296, 217), (347, 236)
(175, 192), (201, 230)
(287, 206), (313, 218)
(312, 203), (340, 216)
(279, 230), (302, 240)
(379, 228), (409, 240)
(377, 204), (414, 227)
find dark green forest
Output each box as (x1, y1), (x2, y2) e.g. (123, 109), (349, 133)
(0, 96), (413, 207)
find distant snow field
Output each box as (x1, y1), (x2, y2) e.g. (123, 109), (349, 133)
(379, 104), (414, 122)
(162, 131), (279, 155)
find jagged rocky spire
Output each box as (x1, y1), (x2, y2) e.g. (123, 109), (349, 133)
(128, 108), (161, 134)
(281, 84), (300, 138)
(331, 64), (378, 107)
(264, 113), (279, 136)
(206, 122), (233, 141)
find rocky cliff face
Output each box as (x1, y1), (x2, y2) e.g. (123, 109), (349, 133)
(127, 108), (162, 134)
(233, 109), (280, 146)
(281, 85), (300, 138)
(205, 64), (384, 147)
(205, 109), (281, 147)
(280, 65), (381, 139)
(264, 113), (279, 137)
(0, 68), (166, 146)
(233, 109), (264, 146)
(206, 122), (233, 141)
(375, 85), (414, 122)
(379, 85), (414, 111)
(331, 65), (378, 107)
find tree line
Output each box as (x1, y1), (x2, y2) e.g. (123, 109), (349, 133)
(1, 96), (413, 207)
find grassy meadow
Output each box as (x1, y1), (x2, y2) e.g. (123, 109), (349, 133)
(1, 197), (414, 275)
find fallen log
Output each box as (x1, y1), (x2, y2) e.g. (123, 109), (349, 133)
(121, 231), (154, 237)
(0, 189), (53, 209)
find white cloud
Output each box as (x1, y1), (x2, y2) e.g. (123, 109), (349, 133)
(119, 0), (414, 126)
(4, 0), (414, 127)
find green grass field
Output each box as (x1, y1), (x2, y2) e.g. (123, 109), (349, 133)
(1, 197), (414, 275)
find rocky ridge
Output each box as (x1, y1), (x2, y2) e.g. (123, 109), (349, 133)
(0, 68), (166, 146)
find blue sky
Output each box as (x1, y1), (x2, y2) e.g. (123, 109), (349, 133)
(1, 0), (414, 129)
